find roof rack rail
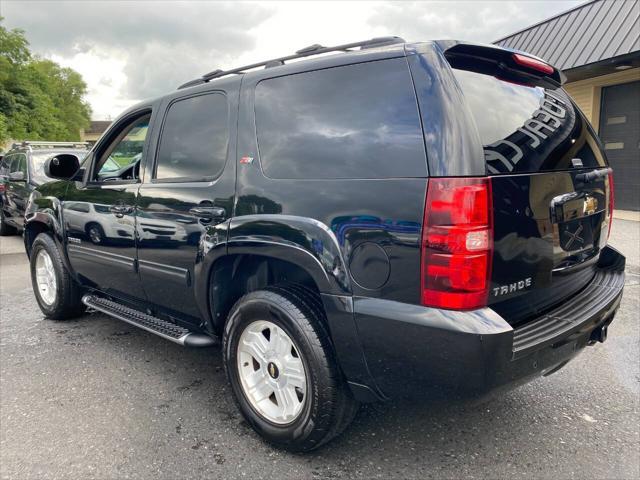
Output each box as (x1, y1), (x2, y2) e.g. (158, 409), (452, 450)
(177, 36), (405, 90)
(12, 141), (90, 150)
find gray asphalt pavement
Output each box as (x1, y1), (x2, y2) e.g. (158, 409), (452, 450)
(1, 220), (639, 480)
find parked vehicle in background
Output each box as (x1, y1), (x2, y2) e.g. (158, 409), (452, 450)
(0, 141), (89, 235)
(23, 38), (625, 451)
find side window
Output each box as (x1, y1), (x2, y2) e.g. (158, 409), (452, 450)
(0, 155), (13, 175)
(9, 155), (20, 173)
(17, 154), (27, 175)
(255, 58), (426, 179)
(154, 93), (228, 181)
(93, 114), (150, 181)
(66, 201), (91, 213)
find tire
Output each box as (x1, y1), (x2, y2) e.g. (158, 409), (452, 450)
(223, 284), (359, 452)
(85, 223), (104, 244)
(30, 233), (86, 320)
(0, 208), (17, 236)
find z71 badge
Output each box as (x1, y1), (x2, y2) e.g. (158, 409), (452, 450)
(492, 278), (532, 297)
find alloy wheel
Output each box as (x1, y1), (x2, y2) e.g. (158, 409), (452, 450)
(237, 320), (307, 424)
(35, 250), (57, 305)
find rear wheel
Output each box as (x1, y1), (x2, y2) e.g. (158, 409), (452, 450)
(0, 209), (17, 236)
(30, 233), (85, 319)
(223, 285), (358, 451)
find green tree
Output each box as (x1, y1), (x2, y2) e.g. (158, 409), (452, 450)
(0, 18), (91, 148)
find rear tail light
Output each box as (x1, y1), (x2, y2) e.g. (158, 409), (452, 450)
(512, 53), (554, 75)
(0, 184), (4, 193)
(607, 169), (615, 240)
(421, 177), (493, 310)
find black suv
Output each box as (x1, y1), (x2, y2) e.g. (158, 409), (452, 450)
(1, 141), (88, 235)
(24, 38), (625, 451)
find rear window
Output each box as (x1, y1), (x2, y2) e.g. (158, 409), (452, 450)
(452, 68), (607, 174)
(0, 155), (13, 175)
(255, 58), (426, 179)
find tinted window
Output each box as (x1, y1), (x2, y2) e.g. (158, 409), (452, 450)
(17, 154), (27, 175)
(255, 58), (426, 179)
(155, 93), (228, 181)
(9, 155), (20, 173)
(0, 155), (13, 175)
(452, 68), (606, 174)
(66, 202), (91, 213)
(7, 154), (27, 175)
(95, 115), (150, 181)
(95, 205), (111, 214)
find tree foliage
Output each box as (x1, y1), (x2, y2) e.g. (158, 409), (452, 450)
(0, 18), (91, 149)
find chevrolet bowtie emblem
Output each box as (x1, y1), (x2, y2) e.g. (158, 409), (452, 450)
(583, 196), (598, 215)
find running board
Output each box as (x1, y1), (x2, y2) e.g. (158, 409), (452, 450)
(82, 294), (217, 347)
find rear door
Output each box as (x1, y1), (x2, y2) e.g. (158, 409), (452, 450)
(444, 47), (612, 324)
(136, 85), (237, 323)
(6, 153), (30, 228)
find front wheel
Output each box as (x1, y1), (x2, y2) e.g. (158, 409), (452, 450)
(30, 233), (85, 319)
(86, 223), (104, 244)
(223, 285), (358, 452)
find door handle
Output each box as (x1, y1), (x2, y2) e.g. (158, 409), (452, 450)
(189, 206), (226, 220)
(109, 204), (134, 217)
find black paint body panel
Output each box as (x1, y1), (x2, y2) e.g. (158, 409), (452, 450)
(353, 247), (624, 399)
(22, 40), (625, 403)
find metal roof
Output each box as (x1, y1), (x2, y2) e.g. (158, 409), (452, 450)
(494, 0), (640, 71)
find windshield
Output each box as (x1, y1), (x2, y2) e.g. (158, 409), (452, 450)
(30, 150), (88, 184)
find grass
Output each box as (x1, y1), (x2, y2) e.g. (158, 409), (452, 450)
(112, 155), (137, 167)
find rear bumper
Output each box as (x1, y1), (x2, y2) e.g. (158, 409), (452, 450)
(341, 246), (625, 401)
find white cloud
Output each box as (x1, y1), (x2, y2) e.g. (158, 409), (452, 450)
(50, 48), (128, 120)
(2, 0), (582, 119)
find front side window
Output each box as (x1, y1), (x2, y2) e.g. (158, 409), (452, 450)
(16, 154), (27, 175)
(255, 58), (426, 179)
(94, 114), (150, 181)
(9, 155), (20, 173)
(154, 93), (229, 181)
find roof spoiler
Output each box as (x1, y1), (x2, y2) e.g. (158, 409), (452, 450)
(439, 41), (566, 87)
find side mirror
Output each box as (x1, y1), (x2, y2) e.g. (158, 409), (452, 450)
(8, 171), (25, 181)
(44, 154), (80, 180)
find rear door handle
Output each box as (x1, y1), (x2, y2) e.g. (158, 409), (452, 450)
(189, 206), (226, 220)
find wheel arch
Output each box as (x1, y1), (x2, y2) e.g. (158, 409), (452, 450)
(203, 250), (333, 335)
(195, 214), (352, 333)
(24, 214), (58, 257)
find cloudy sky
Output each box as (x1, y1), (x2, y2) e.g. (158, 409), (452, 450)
(2, 0), (582, 120)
